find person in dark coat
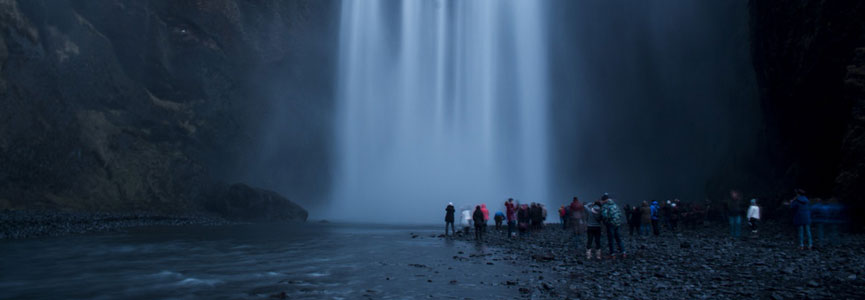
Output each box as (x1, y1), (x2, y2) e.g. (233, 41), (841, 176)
(445, 202), (456, 236)
(725, 190), (745, 238)
(629, 205), (641, 236)
(789, 189), (812, 249)
(639, 201), (651, 236)
(518, 204), (530, 236)
(530, 203), (542, 230)
(473, 205), (485, 240)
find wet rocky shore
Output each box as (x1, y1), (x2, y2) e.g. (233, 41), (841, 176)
(0, 210), (232, 240)
(448, 223), (865, 299)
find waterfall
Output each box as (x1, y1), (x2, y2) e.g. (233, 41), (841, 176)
(331, 0), (550, 223)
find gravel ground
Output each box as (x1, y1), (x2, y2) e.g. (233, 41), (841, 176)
(0, 210), (232, 240)
(449, 222), (865, 299)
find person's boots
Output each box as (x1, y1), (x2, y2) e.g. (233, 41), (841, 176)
(595, 249), (602, 260)
(586, 249), (592, 260)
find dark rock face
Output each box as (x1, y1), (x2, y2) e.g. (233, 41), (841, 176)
(749, 0), (865, 224)
(836, 48), (865, 223)
(0, 0), (326, 218)
(203, 183), (308, 222)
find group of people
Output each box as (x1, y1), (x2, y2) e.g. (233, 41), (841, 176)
(785, 189), (847, 250)
(444, 200), (550, 241)
(443, 188), (848, 258)
(565, 194), (627, 259)
(445, 202), (492, 240)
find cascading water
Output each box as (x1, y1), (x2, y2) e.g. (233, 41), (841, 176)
(331, 0), (550, 223)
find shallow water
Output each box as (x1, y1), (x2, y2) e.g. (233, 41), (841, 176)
(0, 223), (523, 299)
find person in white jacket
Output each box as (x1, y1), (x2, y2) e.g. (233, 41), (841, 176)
(747, 199), (761, 233)
(461, 208), (473, 234)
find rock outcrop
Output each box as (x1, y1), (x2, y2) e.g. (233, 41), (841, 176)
(0, 0), (326, 220)
(203, 183), (308, 222)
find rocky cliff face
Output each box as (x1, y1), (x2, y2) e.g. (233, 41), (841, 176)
(0, 0), (328, 221)
(749, 0), (865, 226)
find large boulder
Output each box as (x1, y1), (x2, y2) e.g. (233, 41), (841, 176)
(203, 183), (307, 222)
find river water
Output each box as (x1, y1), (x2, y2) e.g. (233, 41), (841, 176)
(1, 223), (524, 299)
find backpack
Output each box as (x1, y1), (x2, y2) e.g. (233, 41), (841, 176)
(602, 203), (624, 226)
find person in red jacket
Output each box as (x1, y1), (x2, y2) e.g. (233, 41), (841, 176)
(480, 204), (490, 234)
(505, 198), (517, 238)
(559, 206), (567, 229)
(569, 197), (585, 250)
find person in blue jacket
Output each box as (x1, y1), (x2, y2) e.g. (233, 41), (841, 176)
(789, 189), (812, 249)
(650, 201), (660, 236)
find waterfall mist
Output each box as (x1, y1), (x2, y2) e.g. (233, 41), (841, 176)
(328, 0), (551, 223)
(547, 0), (760, 204)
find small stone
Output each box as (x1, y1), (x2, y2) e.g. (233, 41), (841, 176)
(807, 280), (819, 288)
(849, 274), (857, 281)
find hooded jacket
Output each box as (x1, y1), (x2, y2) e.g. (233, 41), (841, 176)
(505, 201), (516, 222)
(445, 205), (455, 222)
(461, 209), (472, 227)
(586, 203), (603, 227)
(650, 201), (660, 220)
(790, 196), (811, 225)
(601, 199), (624, 226)
(473, 207), (485, 226)
(481, 204), (490, 221)
(640, 204), (652, 224)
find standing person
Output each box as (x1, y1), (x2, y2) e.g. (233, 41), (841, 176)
(811, 198), (827, 247)
(569, 197), (586, 250)
(629, 205), (641, 237)
(505, 198), (517, 238)
(640, 201), (652, 236)
(480, 204), (490, 234)
(789, 189), (812, 249)
(494, 211), (505, 230)
(473, 205), (485, 240)
(518, 204), (530, 236)
(650, 201), (660, 236)
(823, 198), (845, 246)
(747, 199), (760, 234)
(530, 203), (542, 231)
(541, 204), (548, 228)
(662, 201), (672, 230)
(445, 202), (456, 236)
(585, 200), (603, 259)
(725, 190), (745, 238)
(461, 207), (473, 235)
(559, 206), (567, 230)
(600, 194), (626, 258)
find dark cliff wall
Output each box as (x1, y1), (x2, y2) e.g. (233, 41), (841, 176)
(750, 0), (865, 225)
(548, 1), (760, 204)
(0, 0), (332, 220)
